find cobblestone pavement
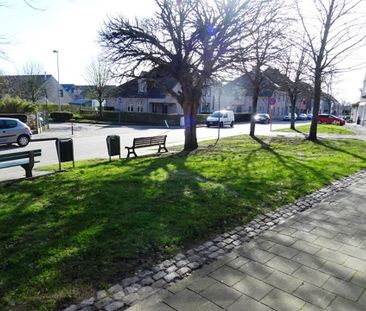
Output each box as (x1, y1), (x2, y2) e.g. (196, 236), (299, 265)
(65, 170), (366, 311)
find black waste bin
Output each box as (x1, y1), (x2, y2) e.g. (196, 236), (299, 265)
(106, 135), (121, 161)
(55, 138), (75, 170)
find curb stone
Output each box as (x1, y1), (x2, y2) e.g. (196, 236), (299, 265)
(64, 169), (366, 311)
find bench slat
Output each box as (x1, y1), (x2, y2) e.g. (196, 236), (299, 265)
(0, 159), (32, 169)
(0, 149), (42, 162)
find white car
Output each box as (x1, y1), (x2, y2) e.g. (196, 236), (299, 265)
(0, 118), (32, 147)
(206, 110), (235, 127)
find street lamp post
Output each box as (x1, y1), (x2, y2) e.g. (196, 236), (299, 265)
(53, 50), (61, 110)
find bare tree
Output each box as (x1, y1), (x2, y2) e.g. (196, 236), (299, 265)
(296, 0), (366, 141)
(237, 0), (289, 137)
(21, 60), (45, 103)
(279, 46), (309, 129)
(85, 58), (112, 118)
(100, 0), (264, 151)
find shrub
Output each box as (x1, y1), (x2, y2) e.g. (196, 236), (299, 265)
(0, 96), (37, 113)
(103, 106), (115, 111)
(50, 111), (73, 122)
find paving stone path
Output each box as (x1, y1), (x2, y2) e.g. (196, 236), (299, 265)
(65, 169), (366, 311)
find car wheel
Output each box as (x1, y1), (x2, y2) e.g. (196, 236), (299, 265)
(219, 122), (224, 128)
(17, 135), (30, 147)
(206, 124), (210, 128)
(333, 120), (340, 125)
(230, 121), (234, 128)
(266, 119), (270, 124)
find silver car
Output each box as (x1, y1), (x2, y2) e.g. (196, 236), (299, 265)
(0, 118), (32, 147)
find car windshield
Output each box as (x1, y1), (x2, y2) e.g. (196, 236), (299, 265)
(211, 112), (223, 118)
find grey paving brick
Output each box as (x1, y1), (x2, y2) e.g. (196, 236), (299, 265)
(350, 271), (366, 288)
(322, 276), (363, 301)
(186, 276), (217, 293)
(200, 282), (242, 308)
(163, 289), (222, 311)
(334, 233), (364, 247)
(236, 246), (275, 264)
(360, 291), (366, 306)
(209, 265), (245, 286)
(291, 252), (325, 269)
(339, 244), (366, 260)
(292, 265), (329, 287)
(316, 248), (349, 265)
(250, 237), (276, 250)
(291, 240), (321, 255)
(291, 230), (318, 242)
(227, 294), (273, 311)
(265, 255), (301, 274)
(313, 236), (344, 250)
(319, 261), (355, 281)
(261, 288), (305, 311)
(290, 222), (316, 232)
(293, 282), (335, 309)
(226, 256), (250, 270)
(261, 231), (297, 246)
(310, 227), (338, 239)
(264, 270), (303, 293)
(344, 256), (366, 273)
(327, 296), (365, 311)
(300, 303), (323, 311)
(233, 275), (273, 300)
(267, 243), (299, 259)
(239, 261), (274, 280)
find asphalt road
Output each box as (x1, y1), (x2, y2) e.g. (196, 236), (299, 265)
(0, 120), (309, 181)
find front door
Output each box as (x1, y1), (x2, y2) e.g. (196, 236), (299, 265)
(162, 104), (168, 114)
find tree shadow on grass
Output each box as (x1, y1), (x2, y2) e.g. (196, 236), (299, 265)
(1, 136), (365, 309)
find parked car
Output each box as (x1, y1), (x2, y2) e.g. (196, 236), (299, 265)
(283, 113), (297, 121)
(253, 113), (270, 124)
(206, 110), (235, 127)
(318, 114), (345, 125)
(0, 117), (32, 147)
(307, 113), (313, 120)
(298, 113), (308, 121)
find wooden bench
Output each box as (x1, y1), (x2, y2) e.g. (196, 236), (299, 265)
(0, 149), (42, 178)
(125, 135), (168, 158)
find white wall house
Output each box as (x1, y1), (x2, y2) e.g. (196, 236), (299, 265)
(220, 69), (311, 118)
(353, 74), (366, 125)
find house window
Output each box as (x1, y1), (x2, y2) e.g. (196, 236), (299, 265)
(137, 102), (143, 112)
(127, 103), (134, 112)
(152, 103), (158, 113)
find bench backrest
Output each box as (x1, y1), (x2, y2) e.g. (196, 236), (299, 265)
(133, 135), (167, 148)
(0, 149), (42, 162)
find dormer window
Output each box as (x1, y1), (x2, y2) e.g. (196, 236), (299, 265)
(138, 79), (147, 94)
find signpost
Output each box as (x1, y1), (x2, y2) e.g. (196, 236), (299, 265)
(268, 96), (276, 131)
(117, 97), (123, 124)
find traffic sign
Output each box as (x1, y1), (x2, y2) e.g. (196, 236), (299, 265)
(269, 96), (276, 105)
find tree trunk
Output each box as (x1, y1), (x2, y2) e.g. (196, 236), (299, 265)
(250, 88), (259, 137)
(290, 95), (296, 130)
(183, 102), (198, 151)
(308, 70), (321, 141)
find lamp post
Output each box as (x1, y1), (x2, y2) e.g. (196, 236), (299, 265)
(53, 50), (61, 110)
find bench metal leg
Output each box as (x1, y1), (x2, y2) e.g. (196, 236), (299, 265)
(158, 145), (168, 153)
(21, 164), (33, 178)
(126, 148), (138, 159)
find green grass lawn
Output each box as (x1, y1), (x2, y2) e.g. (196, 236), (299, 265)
(1, 136), (366, 310)
(275, 124), (355, 135)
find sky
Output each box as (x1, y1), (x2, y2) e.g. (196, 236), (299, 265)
(0, 0), (365, 103)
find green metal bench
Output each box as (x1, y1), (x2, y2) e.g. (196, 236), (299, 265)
(0, 149), (42, 178)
